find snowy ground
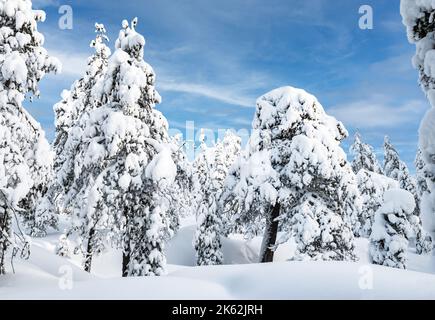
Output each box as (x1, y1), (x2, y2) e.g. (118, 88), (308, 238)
(1, 216), (435, 300)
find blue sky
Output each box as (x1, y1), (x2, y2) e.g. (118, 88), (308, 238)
(29, 0), (427, 169)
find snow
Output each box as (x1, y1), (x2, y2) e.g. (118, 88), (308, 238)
(2, 220), (435, 299)
(383, 189), (416, 214)
(420, 108), (435, 165)
(1, 52), (27, 84)
(145, 147), (177, 184)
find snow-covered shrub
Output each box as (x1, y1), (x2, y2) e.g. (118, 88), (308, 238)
(350, 132), (383, 175)
(356, 170), (398, 238)
(224, 86), (361, 262)
(55, 234), (71, 258)
(0, 0), (60, 273)
(370, 189), (415, 269)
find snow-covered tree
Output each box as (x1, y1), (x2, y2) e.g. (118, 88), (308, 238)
(193, 130), (241, 266)
(416, 149), (429, 199)
(165, 134), (194, 236)
(36, 23), (111, 228)
(401, 0), (435, 253)
(55, 234), (71, 258)
(384, 137), (410, 186)
(0, 0), (60, 272)
(370, 189), (415, 269)
(356, 170), (399, 238)
(223, 87), (360, 262)
(384, 137), (432, 254)
(64, 18), (175, 276)
(193, 142), (223, 266)
(350, 132), (383, 175)
(415, 148), (435, 244)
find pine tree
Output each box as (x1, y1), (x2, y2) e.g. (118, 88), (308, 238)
(415, 149), (435, 252)
(0, 0), (60, 273)
(165, 134), (194, 236)
(370, 189), (415, 269)
(55, 234), (71, 258)
(193, 131), (241, 266)
(384, 137), (432, 254)
(193, 140), (221, 266)
(401, 0), (435, 253)
(36, 23), (111, 229)
(223, 87), (360, 262)
(214, 131), (242, 235)
(356, 170), (399, 238)
(416, 149), (429, 199)
(65, 18), (175, 276)
(350, 132), (383, 175)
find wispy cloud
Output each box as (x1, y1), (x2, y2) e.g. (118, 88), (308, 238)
(159, 81), (255, 108)
(48, 49), (88, 78)
(329, 97), (428, 129)
(32, 0), (59, 8)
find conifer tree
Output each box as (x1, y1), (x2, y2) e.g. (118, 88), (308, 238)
(0, 0), (59, 272)
(36, 23), (111, 226)
(401, 0), (435, 253)
(350, 132), (383, 175)
(355, 170), (399, 238)
(65, 18), (175, 276)
(224, 87), (360, 262)
(384, 137), (432, 254)
(370, 189), (415, 269)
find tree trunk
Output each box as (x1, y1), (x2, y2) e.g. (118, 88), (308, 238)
(122, 247), (130, 277)
(122, 207), (131, 278)
(84, 227), (95, 273)
(260, 203), (280, 263)
(0, 237), (6, 275)
(0, 195), (9, 275)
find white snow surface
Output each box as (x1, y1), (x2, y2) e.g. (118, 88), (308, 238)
(2, 217), (435, 299)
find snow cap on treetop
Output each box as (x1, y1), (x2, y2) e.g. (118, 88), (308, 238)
(382, 189), (416, 215)
(116, 17), (146, 59)
(254, 86), (348, 141)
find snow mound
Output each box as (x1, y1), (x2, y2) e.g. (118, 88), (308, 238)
(2, 227), (435, 299)
(383, 189), (416, 215)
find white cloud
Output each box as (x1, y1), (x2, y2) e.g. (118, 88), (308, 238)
(48, 49), (88, 78)
(32, 0), (59, 8)
(158, 81), (255, 108)
(329, 98), (428, 129)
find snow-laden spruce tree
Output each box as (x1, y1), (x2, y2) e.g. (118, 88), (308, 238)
(350, 132), (383, 175)
(401, 0), (435, 253)
(384, 137), (432, 254)
(214, 131), (242, 235)
(65, 18), (175, 276)
(35, 23), (111, 234)
(415, 149), (435, 241)
(416, 149), (429, 199)
(165, 134), (194, 236)
(355, 170), (399, 238)
(193, 140), (223, 266)
(223, 87), (360, 262)
(193, 130), (241, 266)
(370, 189), (415, 269)
(0, 0), (60, 272)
